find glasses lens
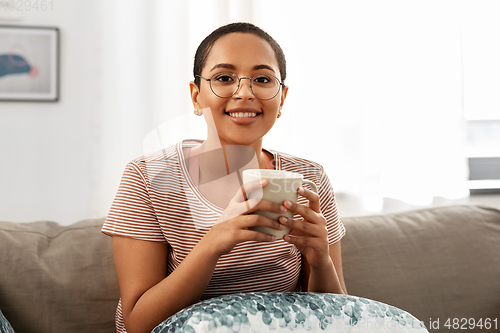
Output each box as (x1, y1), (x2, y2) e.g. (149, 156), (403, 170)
(251, 74), (280, 100)
(209, 72), (281, 100)
(210, 72), (239, 98)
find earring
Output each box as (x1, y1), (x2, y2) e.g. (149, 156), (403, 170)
(277, 111), (282, 119)
(194, 109), (203, 116)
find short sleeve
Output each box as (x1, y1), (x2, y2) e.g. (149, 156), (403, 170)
(318, 169), (345, 245)
(101, 161), (166, 242)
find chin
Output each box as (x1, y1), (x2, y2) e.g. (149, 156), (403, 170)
(221, 135), (262, 147)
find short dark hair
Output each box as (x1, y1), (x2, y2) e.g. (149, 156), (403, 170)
(193, 22), (287, 88)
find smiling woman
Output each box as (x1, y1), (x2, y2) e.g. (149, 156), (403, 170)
(101, 23), (347, 333)
(190, 31), (286, 149)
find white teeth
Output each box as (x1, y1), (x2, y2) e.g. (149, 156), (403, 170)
(228, 112), (258, 118)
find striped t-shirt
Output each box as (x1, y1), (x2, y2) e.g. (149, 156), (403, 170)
(102, 139), (345, 332)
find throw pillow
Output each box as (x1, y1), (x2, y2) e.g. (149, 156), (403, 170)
(152, 292), (429, 333)
(0, 309), (15, 333)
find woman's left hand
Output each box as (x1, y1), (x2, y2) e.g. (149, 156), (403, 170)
(279, 187), (330, 269)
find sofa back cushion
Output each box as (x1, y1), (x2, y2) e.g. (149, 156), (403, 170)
(341, 204), (500, 332)
(0, 218), (119, 333)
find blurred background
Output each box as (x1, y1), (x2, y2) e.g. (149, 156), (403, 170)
(1, 0), (499, 225)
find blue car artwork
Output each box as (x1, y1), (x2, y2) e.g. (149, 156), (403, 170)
(0, 53), (38, 78)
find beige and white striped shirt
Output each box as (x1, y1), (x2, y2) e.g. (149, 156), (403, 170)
(102, 139), (345, 332)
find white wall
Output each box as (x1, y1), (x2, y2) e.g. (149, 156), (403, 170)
(0, 1), (115, 224)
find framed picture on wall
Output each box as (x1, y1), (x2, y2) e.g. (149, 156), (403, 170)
(0, 25), (59, 102)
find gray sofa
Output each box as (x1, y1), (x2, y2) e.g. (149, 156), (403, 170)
(1, 204), (499, 333)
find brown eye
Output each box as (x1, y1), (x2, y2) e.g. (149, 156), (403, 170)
(213, 73), (236, 83)
(253, 75), (272, 85)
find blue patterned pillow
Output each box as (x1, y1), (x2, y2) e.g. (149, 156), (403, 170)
(0, 309), (15, 333)
(152, 292), (428, 332)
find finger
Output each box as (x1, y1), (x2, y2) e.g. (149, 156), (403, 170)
(217, 214), (284, 233)
(279, 216), (321, 235)
(233, 179), (267, 203)
(239, 214), (286, 231)
(245, 198), (287, 216)
(218, 198), (284, 225)
(283, 234), (327, 250)
(297, 186), (320, 212)
(283, 234), (313, 247)
(215, 214), (283, 232)
(238, 229), (276, 243)
(288, 228), (305, 237)
(283, 200), (319, 224)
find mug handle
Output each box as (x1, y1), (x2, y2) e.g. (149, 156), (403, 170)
(302, 180), (318, 207)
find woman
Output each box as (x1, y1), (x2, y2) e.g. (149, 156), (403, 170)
(102, 22), (347, 333)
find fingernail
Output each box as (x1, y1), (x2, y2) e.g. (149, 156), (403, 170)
(298, 187), (304, 194)
(279, 216), (287, 224)
(259, 180), (266, 185)
(271, 235), (277, 241)
(280, 205), (287, 213)
(284, 235), (290, 242)
(284, 200), (292, 208)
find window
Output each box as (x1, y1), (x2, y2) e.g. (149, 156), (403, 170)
(462, 0), (500, 193)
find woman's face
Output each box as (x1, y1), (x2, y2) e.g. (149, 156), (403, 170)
(190, 33), (288, 147)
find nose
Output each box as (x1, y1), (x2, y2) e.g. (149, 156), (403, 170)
(233, 77), (255, 99)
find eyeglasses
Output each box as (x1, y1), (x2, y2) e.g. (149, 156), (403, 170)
(196, 72), (285, 100)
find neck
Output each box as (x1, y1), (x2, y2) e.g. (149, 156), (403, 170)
(199, 133), (268, 176)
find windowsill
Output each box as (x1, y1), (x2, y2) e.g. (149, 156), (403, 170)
(336, 192), (500, 218)
(467, 180), (500, 190)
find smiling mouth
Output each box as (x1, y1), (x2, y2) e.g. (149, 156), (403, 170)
(225, 111), (261, 118)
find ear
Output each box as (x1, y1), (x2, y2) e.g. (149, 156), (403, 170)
(189, 81), (201, 110)
(279, 85), (289, 110)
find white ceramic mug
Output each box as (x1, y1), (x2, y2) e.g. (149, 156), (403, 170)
(242, 169), (318, 238)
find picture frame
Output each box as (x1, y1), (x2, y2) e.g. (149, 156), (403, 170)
(0, 25), (59, 102)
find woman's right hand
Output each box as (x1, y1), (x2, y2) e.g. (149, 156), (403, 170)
(205, 178), (287, 256)
(114, 181), (285, 333)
